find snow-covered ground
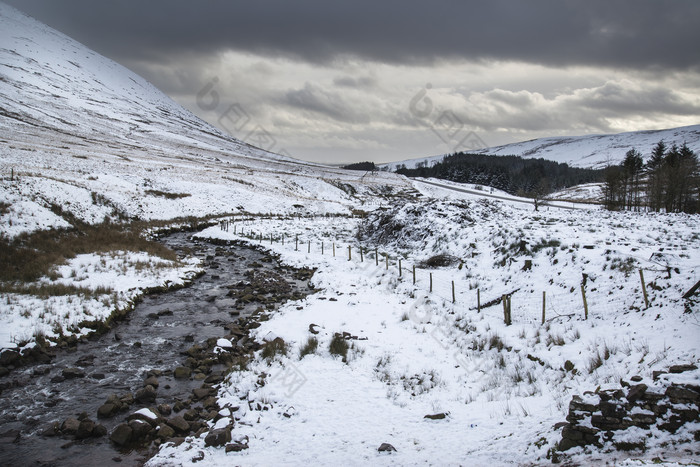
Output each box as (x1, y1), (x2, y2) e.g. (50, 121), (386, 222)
(150, 198), (700, 466)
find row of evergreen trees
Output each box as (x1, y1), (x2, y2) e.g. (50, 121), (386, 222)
(394, 152), (603, 196)
(604, 141), (699, 213)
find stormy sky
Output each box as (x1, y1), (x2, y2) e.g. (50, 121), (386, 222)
(6, 0), (700, 164)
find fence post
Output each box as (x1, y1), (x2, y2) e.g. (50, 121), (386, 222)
(375, 248), (379, 266)
(348, 245), (352, 261)
(385, 254), (389, 270)
(429, 273), (433, 293)
(321, 242), (324, 255)
(398, 259), (402, 277)
(477, 289), (481, 313)
(308, 240), (311, 253)
(639, 269), (649, 309)
(452, 280), (455, 303)
(295, 235), (298, 251)
(542, 291), (546, 325)
(270, 233), (273, 245)
(333, 243), (336, 257)
(580, 284), (589, 320)
(412, 265), (416, 285)
(360, 247), (363, 262)
(503, 295), (512, 325)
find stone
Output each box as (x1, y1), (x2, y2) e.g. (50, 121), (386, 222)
(40, 422), (60, 437)
(424, 413), (448, 420)
(377, 443), (397, 452)
(0, 350), (20, 367)
(174, 366), (191, 379)
(167, 416), (190, 434)
(666, 384), (700, 403)
(630, 375), (643, 382)
(204, 427), (231, 447)
(0, 367), (9, 377)
(93, 424), (107, 437)
(109, 423), (133, 446)
(157, 404), (172, 416)
(128, 420), (152, 441)
(61, 418), (80, 435)
(134, 384), (157, 403)
(564, 360), (575, 372)
(226, 442), (249, 452)
(76, 419), (95, 439)
(62, 367), (85, 379)
(626, 384), (648, 403)
(97, 403), (117, 419)
(669, 364), (698, 374)
(193, 387), (214, 400)
(144, 375), (159, 388)
(157, 424), (176, 439)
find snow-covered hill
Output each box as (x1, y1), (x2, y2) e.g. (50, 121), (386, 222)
(382, 125), (700, 171)
(0, 2), (410, 237)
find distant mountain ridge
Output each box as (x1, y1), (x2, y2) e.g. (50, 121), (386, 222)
(382, 125), (700, 171)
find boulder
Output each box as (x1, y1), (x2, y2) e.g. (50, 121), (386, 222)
(167, 415), (190, 434)
(75, 419), (95, 439)
(378, 443), (397, 452)
(109, 423), (133, 446)
(204, 427), (231, 447)
(174, 366), (191, 379)
(134, 385), (157, 403)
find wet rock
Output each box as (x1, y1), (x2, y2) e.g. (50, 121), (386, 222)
(61, 418), (80, 435)
(167, 415), (190, 434)
(173, 400), (187, 413)
(665, 384), (700, 403)
(144, 375), (159, 388)
(204, 427), (231, 447)
(157, 424), (175, 439)
(174, 366), (192, 379)
(110, 423), (133, 446)
(626, 384), (647, 403)
(183, 409), (199, 421)
(62, 367), (85, 379)
(76, 419), (96, 439)
(378, 443), (397, 452)
(40, 422), (60, 437)
(134, 384), (157, 403)
(97, 403), (117, 419)
(424, 413), (448, 420)
(157, 404), (172, 416)
(93, 424), (108, 438)
(669, 364), (698, 374)
(193, 386), (214, 400)
(128, 419), (153, 442)
(0, 366), (9, 377)
(0, 350), (20, 367)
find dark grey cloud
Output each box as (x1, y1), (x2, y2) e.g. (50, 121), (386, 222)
(6, 0), (700, 71)
(283, 83), (370, 124)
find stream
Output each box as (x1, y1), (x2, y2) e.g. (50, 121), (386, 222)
(0, 232), (313, 466)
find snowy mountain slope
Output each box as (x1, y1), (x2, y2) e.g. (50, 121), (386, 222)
(0, 2), (411, 237)
(382, 124), (700, 171)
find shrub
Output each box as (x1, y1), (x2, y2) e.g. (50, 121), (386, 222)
(261, 337), (287, 361)
(299, 336), (318, 359)
(329, 333), (349, 359)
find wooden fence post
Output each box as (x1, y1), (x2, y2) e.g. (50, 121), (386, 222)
(412, 265), (416, 285)
(321, 242), (324, 255)
(348, 245), (352, 261)
(542, 291), (546, 325)
(399, 259), (402, 277)
(452, 280), (455, 303)
(385, 254), (389, 270)
(270, 233), (273, 244)
(477, 289), (481, 313)
(429, 273), (433, 292)
(503, 295), (512, 325)
(295, 235), (298, 251)
(580, 284), (589, 320)
(333, 243), (336, 257)
(360, 247), (363, 262)
(375, 248), (379, 266)
(639, 269), (649, 309)
(308, 240), (311, 253)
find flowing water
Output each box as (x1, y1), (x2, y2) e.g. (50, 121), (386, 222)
(0, 232), (312, 466)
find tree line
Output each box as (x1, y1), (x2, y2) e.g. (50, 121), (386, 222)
(393, 152), (603, 197)
(604, 141), (699, 213)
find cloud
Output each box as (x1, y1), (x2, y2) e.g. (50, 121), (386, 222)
(283, 82), (371, 124)
(9, 0), (700, 71)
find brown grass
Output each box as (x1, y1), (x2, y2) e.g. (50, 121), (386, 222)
(0, 223), (177, 282)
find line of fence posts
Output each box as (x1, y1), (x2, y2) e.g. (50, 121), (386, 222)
(223, 221), (657, 324)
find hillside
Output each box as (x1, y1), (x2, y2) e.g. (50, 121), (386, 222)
(382, 124), (700, 171)
(0, 2), (410, 238)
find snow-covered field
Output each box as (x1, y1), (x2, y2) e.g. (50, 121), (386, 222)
(149, 197), (700, 466)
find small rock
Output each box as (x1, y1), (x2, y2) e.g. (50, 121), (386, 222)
(144, 375), (159, 388)
(157, 424), (175, 439)
(93, 424), (108, 438)
(630, 375), (643, 382)
(62, 368), (85, 379)
(225, 442), (249, 452)
(134, 385), (157, 403)
(40, 422), (60, 437)
(669, 364), (698, 374)
(424, 413), (448, 420)
(76, 419), (95, 439)
(109, 423), (133, 446)
(128, 420), (153, 441)
(167, 416), (190, 434)
(204, 427), (231, 447)
(157, 404), (172, 416)
(174, 366), (192, 379)
(61, 418), (80, 435)
(378, 443), (397, 452)
(97, 403), (117, 419)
